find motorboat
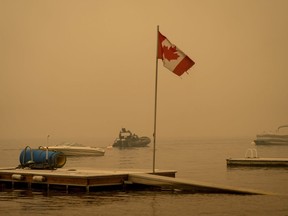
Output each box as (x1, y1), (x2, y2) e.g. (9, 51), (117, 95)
(43, 142), (105, 156)
(113, 128), (151, 147)
(254, 125), (288, 145)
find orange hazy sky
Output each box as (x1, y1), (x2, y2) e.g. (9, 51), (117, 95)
(1, 0), (288, 143)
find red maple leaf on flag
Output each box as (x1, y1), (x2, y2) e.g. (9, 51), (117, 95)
(163, 45), (179, 61)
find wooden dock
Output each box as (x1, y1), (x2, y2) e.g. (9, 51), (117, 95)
(0, 167), (270, 195)
(0, 167), (175, 192)
(227, 148), (288, 167)
(128, 173), (270, 195)
(227, 157), (288, 167)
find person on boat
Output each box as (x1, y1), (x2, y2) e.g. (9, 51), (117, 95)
(132, 133), (139, 139)
(119, 128), (127, 139)
(119, 132), (123, 139)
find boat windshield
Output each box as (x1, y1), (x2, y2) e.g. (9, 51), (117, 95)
(278, 125), (288, 131)
(120, 132), (132, 138)
(57, 142), (84, 147)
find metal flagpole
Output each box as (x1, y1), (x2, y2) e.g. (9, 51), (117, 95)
(153, 25), (159, 173)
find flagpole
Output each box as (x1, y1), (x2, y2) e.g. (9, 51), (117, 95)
(153, 25), (159, 173)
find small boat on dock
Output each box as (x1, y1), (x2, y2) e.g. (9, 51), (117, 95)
(44, 142), (105, 156)
(226, 148), (288, 167)
(113, 128), (151, 148)
(254, 125), (288, 145)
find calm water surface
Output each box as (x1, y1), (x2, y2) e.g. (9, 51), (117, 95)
(0, 137), (288, 215)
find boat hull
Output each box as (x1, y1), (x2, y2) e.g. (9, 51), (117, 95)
(254, 125), (288, 145)
(113, 136), (151, 148)
(47, 146), (105, 156)
(254, 135), (288, 145)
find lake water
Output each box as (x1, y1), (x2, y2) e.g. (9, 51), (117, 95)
(0, 137), (288, 216)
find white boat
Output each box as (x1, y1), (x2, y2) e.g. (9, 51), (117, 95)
(254, 125), (288, 145)
(44, 142), (105, 156)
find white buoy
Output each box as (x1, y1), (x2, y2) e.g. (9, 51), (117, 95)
(32, 175), (46, 182)
(11, 174), (24, 180)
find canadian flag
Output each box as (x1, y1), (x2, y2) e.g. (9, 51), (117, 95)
(158, 31), (195, 76)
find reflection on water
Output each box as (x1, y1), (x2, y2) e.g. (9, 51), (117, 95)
(1, 190), (288, 216)
(1, 138), (288, 216)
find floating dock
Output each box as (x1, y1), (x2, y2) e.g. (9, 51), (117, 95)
(0, 167), (270, 195)
(227, 148), (288, 167)
(0, 167), (175, 192)
(226, 157), (288, 167)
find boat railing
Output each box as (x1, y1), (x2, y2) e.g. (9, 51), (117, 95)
(277, 124), (288, 131)
(245, 148), (258, 158)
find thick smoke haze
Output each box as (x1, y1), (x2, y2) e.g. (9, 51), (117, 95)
(1, 0), (288, 144)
